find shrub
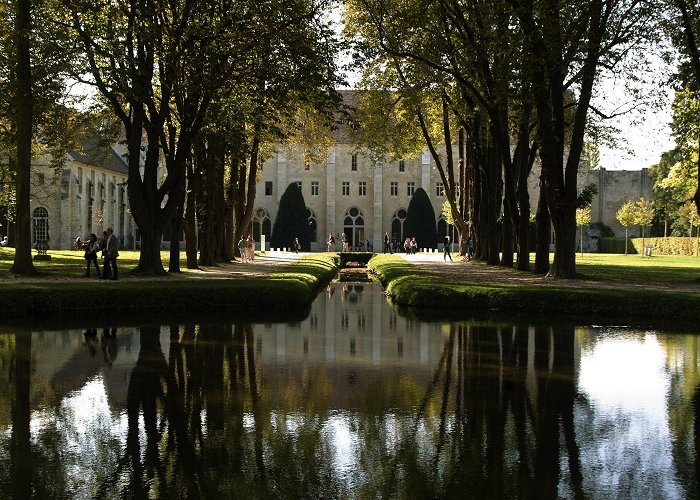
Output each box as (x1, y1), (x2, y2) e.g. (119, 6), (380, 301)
(270, 183), (311, 250)
(599, 237), (636, 254)
(630, 237), (700, 256)
(404, 187), (438, 249)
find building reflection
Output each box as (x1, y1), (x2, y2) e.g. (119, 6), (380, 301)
(0, 287), (699, 498)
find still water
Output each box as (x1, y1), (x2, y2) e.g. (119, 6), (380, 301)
(0, 283), (699, 499)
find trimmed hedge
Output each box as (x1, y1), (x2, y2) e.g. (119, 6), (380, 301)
(600, 237), (637, 254)
(599, 236), (700, 256)
(630, 237), (700, 256)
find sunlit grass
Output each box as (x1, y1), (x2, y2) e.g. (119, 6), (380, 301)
(368, 253), (700, 320)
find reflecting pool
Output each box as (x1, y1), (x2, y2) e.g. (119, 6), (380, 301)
(1, 283), (699, 498)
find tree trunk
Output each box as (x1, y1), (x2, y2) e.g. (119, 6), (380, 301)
(625, 227), (628, 255)
(501, 198), (513, 267)
(10, 0), (36, 276)
(535, 184), (550, 274)
(198, 138), (226, 266)
(548, 209), (577, 278)
(11, 332), (32, 498)
(168, 193), (184, 273)
(138, 228), (166, 274)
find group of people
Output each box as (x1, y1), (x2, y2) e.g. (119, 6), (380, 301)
(76, 228), (120, 280)
(237, 235), (256, 262)
(327, 233), (372, 252)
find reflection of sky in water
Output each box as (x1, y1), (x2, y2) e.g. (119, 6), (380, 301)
(578, 334), (682, 499)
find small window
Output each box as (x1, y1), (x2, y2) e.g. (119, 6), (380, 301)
(436, 182), (444, 197)
(399, 160), (405, 172)
(390, 182), (398, 197)
(342, 181), (350, 196)
(351, 154), (358, 171)
(265, 181), (273, 196)
(359, 181), (366, 196)
(296, 181), (302, 190)
(407, 182), (415, 196)
(311, 181), (319, 196)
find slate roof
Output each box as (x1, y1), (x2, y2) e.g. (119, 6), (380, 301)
(68, 139), (128, 175)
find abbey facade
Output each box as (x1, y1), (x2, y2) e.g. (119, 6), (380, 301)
(18, 142), (137, 251)
(10, 135), (650, 254)
(254, 140), (652, 252)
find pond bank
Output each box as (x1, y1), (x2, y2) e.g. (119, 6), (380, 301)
(367, 254), (700, 321)
(0, 254), (339, 318)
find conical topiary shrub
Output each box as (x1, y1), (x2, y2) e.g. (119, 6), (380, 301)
(270, 182), (311, 250)
(404, 187), (437, 249)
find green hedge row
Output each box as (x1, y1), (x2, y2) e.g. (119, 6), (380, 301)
(599, 237), (635, 254)
(630, 237), (700, 256)
(600, 236), (700, 255)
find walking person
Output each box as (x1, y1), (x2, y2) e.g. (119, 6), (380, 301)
(443, 234), (452, 261)
(327, 233), (335, 251)
(84, 233), (101, 277)
(293, 237), (301, 253)
(238, 236), (248, 262)
(104, 227), (120, 280)
(467, 235), (474, 261)
(410, 237), (417, 255)
(383, 232), (392, 254)
(247, 235), (255, 261)
(342, 233), (349, 252)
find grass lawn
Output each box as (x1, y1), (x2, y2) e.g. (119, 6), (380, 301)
(0, 247), (199, 277)
(572, 253), (700, 286)
(0, 249), (340, 317)
(368, 253), (700, 322)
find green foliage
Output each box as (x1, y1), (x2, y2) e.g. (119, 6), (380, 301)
(630, 237), (700, 256)
(576, 207), (591, 226)
(617, 200), (637, 227)
(576, 184), (598, 209)
(270, 183), (311, 251)
(404, 188), (437, 249)
(600, 237), (636, 254)
(634, 197), (654, 227)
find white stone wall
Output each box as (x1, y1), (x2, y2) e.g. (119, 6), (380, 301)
(257, 144), (450, 251)
(29, 155), (135, 251)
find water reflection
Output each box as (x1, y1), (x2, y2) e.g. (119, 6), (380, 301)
(0, 285), (698, 498)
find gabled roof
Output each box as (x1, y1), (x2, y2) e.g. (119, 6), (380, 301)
(68, 139), (128, 175)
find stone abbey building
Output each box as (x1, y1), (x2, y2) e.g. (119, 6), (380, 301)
(14, 141), (137, 251)
(10, 129), (650, 253)
(254, 139), (652, 252)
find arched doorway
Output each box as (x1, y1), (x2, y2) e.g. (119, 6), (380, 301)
(306, 208), (317, 243)
(343, 207), (364, 249)
(253, 208), (272, 243)
(392, 208), (407, 241)
(32, 207), (49, 244)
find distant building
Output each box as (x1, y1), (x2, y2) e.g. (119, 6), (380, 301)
(25, 141), (137, 250)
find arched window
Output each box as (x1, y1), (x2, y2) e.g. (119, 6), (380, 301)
(306, 208), (317, 242)
(343, 207), (365, 249)
(391, 208), (407, 241)
(253, 208), (272, 243)
(437, 216), (448, 242)
(32, 207), (49, 243)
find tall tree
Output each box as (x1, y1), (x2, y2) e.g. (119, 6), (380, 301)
(514, 0), (652, 277)
(10, 0), (35, 275)
(666, 0), (700, 217)
(65, 0), (231, 274)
